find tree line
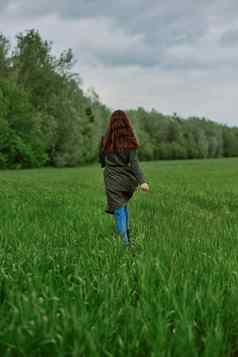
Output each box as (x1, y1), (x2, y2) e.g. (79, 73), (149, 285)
(0, 30), (237, 169)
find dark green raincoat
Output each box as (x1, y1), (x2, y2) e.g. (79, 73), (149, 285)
(99, 148), (145, 214)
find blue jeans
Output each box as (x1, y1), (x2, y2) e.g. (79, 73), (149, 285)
(114, 206), (129, 244)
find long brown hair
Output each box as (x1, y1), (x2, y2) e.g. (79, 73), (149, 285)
(103, 110), (139, 153)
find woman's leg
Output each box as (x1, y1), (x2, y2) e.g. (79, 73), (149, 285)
(114, 207), (129, 245)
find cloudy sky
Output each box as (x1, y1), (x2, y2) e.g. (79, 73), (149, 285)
(0, 0), (237, 126)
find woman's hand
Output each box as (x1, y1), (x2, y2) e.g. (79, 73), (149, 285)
(140, 182), (150, 192)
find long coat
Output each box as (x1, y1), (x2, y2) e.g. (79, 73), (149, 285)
(99, 147), (145, 214)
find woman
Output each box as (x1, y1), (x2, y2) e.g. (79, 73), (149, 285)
(99, 110), (150, 245)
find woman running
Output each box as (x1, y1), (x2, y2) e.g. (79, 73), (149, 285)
(99, 110), (150, 245)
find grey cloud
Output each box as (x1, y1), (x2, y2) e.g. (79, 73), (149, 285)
(220, 29), (238, 47)
(2, 0), (238, 72)
(92, 47), (159, 68)
(209, 0), (238, 25)
(0, 0), (10, 12)
(0, 0), (222, 41)
(8, 0), (146, 19)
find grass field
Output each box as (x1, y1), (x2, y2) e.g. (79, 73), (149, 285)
(0, 158), (238, 356)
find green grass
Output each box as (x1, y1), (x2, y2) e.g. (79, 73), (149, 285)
(0, 158), (238, 356)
